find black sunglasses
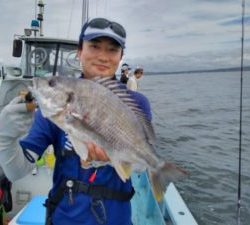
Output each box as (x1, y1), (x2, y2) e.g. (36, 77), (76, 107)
(88, 18), (126, 38)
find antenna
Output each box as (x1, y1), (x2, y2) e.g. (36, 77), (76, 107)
(35, 0), (37, 19)
(37, 0), (45, 36)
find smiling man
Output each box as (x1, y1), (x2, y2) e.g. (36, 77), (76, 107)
(0, 18), (153, 225)
(78, 37), (122, 78)
(78, 18), (125, 79)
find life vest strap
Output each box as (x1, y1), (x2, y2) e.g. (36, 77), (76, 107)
(44, 178), (135, 223)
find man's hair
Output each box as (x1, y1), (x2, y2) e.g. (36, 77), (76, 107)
(122, 63), (129, 67)
(78, 21), (89, 49)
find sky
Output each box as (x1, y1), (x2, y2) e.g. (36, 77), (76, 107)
(0, 0), (250, 72)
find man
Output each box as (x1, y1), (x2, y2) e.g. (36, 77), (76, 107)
(0, 18), (152, 225)
(119, 63), (130, 84)
(127, 67), (144, 91)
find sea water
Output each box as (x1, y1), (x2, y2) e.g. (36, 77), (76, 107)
(139, 71), (250, 225)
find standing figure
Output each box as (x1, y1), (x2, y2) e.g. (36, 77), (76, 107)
(120, 63), (130, 84)
(127, 67), (144, 91)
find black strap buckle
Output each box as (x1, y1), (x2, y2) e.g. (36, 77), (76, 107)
(73, 180), (89, 194)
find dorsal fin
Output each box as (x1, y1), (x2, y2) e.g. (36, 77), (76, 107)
(91, 77), (156, 145)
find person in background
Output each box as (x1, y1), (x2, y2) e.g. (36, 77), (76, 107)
(120, 63), (130, 84)
(127, 66), (144, 91)
(0, 18), (152, 225)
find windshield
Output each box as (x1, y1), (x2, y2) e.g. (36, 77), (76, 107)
(21, 42), (80, 78)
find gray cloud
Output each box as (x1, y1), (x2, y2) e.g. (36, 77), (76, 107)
(219, 16), (250, 26)
(0, 0), (249, 72)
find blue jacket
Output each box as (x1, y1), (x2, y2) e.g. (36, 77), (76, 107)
(20, 89), (152, 225)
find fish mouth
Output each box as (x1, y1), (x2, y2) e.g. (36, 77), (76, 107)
(30, 77), (61, 118)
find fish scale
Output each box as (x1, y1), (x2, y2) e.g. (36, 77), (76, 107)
(83, 87), (141, 150)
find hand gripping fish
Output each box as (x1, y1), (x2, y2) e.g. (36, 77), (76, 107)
(31, 76), (187, 201)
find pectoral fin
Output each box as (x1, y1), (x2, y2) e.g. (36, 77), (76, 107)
(68, 134), (88, 160)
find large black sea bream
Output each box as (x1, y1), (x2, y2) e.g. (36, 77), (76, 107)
(31, 76), (187, 201)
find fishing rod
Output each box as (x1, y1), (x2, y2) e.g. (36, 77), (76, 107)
(236, 0), (245, 224)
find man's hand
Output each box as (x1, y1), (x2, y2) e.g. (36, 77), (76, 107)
(81, 142), (110, 167)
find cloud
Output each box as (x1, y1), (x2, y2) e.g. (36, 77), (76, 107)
(0, 0), (249, 72)
(219, 16), (250, 26)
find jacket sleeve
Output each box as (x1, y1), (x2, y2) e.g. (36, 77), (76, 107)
(20, 109), (55, 157)
(129, 91), (152, 121)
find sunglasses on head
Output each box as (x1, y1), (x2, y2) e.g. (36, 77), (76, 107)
(88, 18), (126, 38)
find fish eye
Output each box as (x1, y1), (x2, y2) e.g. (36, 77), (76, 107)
(48, 78), (56, 87)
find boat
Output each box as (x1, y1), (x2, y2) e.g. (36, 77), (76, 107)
(8, 170), (198, 225)
(0, 1), (198, 224)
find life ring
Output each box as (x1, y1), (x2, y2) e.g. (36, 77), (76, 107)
(66, 50), (81, 70)
(28, 47), (47, 66)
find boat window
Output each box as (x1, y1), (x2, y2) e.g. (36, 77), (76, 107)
(56, 44), (81, 78)
(21, 42), (80, 78)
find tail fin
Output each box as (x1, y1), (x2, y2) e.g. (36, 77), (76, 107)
(149, 161), (188, 202)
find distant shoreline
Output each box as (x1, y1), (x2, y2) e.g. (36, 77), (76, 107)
(144, 66), (250, 75)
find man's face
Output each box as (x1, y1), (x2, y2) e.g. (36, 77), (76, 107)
(78, 37), (123, 79)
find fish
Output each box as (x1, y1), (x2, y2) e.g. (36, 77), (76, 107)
(31, 76), (187, 201)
